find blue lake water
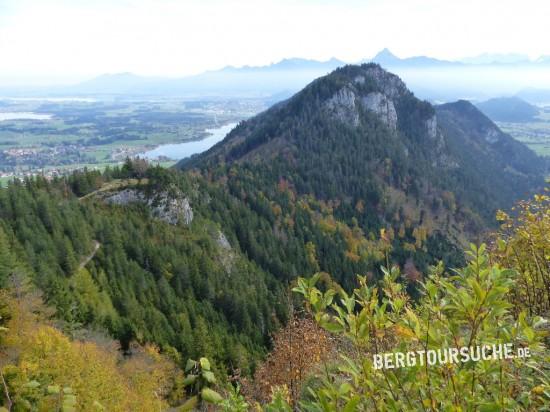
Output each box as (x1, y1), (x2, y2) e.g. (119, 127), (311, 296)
(0, 112), (52, 121)
(142, 122), (237, 161)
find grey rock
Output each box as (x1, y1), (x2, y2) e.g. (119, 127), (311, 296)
(360, 92), (398, 130)
(214, 230), (235, 274)
(323, 66), (408, 130)
(426, 115), (438, 139)
(104, 189), (142, 204)
(362, 66), (408, 99)
(485, 128), (500, 144)
(324, 86), (359, 126)
(216, 230), (231, 250)
(104, 189), (193, 225)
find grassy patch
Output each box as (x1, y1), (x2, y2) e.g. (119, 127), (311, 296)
(0, 176), (12, 187)
(497, 106), (550, 157)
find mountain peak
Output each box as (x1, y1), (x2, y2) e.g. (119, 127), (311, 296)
(373, 48), (399, 62)
(182, 63), (545, 244)
(476, 96), (539, 122)
(183, 63), (432, 167)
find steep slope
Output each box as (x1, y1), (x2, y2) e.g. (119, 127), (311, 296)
(435, 100), (546, 217)
(0, 172), (286, 375)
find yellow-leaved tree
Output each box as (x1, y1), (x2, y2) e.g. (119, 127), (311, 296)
(0, 276), (183, 412)
(492, 186), (550, 317)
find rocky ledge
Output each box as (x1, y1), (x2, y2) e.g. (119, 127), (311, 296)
(103, 189), (193, 225)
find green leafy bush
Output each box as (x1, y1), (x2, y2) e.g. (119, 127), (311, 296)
(292, 245), (550, 411)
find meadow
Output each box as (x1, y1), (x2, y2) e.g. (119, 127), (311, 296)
(497, 105), (550, 157)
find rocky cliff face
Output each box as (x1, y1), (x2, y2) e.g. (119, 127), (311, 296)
(103, 189), (193, 225)
(323, 65), (410, 132)
(325, 86), (360, 126)
(214, 230), (236, 274)
(361, 92), (398, 130)
(426, 115), (438, 140)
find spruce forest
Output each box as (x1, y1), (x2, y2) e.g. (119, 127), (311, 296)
(1, 56), (550, 412)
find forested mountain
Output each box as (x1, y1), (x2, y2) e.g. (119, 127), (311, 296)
(183, 63), (545, 236)
(435, 100), (546, 212)
(1, 65), (549, 410)
(0, 170), (288, 380)
(476, 96), (540, 122)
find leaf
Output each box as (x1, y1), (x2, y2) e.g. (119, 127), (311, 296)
(179, 396), (199, 411)
(394, 324), (416, 339)
(471, 279), (485, 300)
(183, 374), (197, 387)
(321, 320), (344, 334)
(343, 396), (361, 412)
(47, 385), (61, 394)
(524, 327), (535, 342)
(202, 370), (217, 384)
(63, 395), (78, 412)
(199, 357), (211, 371)
(23, 380), (41, 389)
(338, 382), (352, 395)
(185, 359), (196, 372)
(201, 387), (223, 404)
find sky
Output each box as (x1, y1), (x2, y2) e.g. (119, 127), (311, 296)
(1, 0), (550, 85)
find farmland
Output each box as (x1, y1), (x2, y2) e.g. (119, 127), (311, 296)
(497, 105), (550, 157)
(0, 97), (265, 179)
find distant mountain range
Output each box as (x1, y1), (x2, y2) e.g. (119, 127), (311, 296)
(369, 48), (461, 67)
(4, 50), (550, 103)
(59, 58), (346, 99)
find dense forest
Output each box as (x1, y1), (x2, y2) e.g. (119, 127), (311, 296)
(0, 168), (293, 375)
(1, 63), (549, 410)
(1, 165), (548, 410)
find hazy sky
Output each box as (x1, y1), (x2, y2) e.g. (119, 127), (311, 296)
(1, 0), (550, 85)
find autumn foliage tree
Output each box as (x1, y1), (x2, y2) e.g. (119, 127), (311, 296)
(492, 187), (550, 317)
(0, 278), (183, 411)
(251, 314), (332, 406)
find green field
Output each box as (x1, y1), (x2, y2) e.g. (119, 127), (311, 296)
(0, 98), (264, 178)
(0, 176), (11, 187)
(497, 106), (550, 157)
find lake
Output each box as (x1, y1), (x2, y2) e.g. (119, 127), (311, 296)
(0, 112), (53, 121)
(143, 122), (237, 161)
(1, 97), (96, 102)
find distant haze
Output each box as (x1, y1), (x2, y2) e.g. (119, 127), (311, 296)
(1, 0), (550, 86)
